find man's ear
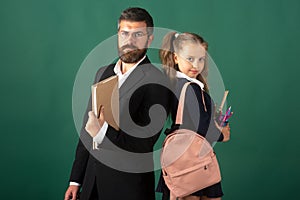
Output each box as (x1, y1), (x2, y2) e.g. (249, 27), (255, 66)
(147, 34), (154, 47)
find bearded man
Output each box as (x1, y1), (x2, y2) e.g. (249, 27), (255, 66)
(64, 7), (170, 200)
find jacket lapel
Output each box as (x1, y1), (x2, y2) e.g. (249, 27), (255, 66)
(119, 57), (150, 99)
(98, 65), (116, 82)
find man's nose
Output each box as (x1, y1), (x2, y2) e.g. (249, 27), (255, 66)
(125, 33), (136, 44)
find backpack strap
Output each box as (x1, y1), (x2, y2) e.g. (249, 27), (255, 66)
(175, 82), (207, 125)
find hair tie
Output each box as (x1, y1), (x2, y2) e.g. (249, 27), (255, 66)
(175, 33), (179, 38)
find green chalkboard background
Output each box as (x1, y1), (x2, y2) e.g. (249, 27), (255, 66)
(1, 0), (299, 199)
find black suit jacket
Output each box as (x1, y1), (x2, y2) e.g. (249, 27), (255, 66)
(69, 57), (170, 200)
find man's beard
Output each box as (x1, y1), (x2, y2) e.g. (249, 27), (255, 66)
(118, 45), (147, 63)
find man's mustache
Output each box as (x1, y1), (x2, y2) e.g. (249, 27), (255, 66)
(120, 45), (138, 51)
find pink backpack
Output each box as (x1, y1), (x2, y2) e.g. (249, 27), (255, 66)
(160, 82), (221, 199)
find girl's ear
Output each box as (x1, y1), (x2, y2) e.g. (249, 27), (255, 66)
(173, 53), (178, 64)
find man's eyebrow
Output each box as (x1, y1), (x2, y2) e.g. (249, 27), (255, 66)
(120, 30), (144, 33)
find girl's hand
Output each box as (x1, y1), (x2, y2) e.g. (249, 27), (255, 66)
(221, 124), (230, 142)
(215, 120), (231, 142)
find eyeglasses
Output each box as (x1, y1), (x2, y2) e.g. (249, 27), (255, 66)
(118, 31), (148, 40)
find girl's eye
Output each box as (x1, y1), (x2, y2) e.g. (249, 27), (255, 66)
(187, 57), (194, 62)
(199, 57), (206, 62)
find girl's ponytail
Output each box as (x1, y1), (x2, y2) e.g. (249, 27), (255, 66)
(159, 32), (177, 86)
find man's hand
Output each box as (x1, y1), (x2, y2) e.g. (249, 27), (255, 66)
(64, 185), (79, 200)
(85, 107), (105, 137)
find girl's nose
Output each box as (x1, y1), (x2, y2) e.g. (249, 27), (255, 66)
(193, 61), (201, 69)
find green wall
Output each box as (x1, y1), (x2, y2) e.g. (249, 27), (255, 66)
(1, 0), (299, 199)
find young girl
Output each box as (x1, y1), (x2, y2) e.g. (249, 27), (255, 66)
(156, 32), (230, 200)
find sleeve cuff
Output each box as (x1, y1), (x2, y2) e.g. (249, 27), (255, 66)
(93, 122), (108, 144)
(69, 182), (81, 186)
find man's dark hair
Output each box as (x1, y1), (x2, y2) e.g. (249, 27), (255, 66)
(118, 7), (154, 35)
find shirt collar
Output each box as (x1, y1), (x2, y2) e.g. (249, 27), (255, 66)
(114, 56), (146, 75)
(176, 71), (204, 90)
